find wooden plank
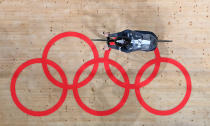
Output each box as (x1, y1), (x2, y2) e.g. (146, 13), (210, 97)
(0, 0), (209, 126)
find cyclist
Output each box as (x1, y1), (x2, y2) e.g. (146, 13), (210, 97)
(103, 29), (158, 53)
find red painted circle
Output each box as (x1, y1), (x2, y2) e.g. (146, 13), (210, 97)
(42, 32), (99, 89)
(103, 48), (161, 89)
(135, 57), (192, 115)
(10, 58), (68, 116)
(73, 58), (130, 116)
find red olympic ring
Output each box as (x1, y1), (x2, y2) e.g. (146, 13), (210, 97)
(73, 58), (130, 116)
(104, 47), (161, 89)
(10, 32), (192, 116)
(135, 57), (192, 115)
(42, 32), (99, 89)
(10, 58), (68, 116)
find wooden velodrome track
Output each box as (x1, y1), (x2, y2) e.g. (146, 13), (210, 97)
(0, 0), (210, 126)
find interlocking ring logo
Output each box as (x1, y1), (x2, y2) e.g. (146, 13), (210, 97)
(10, 32), (192, 116)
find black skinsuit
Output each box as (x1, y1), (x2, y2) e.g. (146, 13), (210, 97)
(107, 29), (158, 53)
